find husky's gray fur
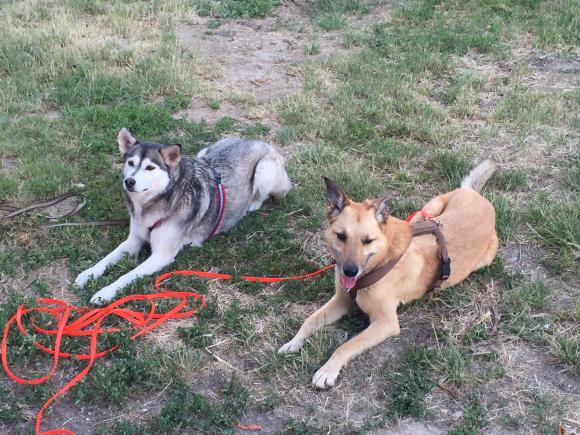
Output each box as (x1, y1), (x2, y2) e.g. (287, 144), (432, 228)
(76, 128), (291, 304)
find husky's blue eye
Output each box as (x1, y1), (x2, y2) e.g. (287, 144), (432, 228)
(146, 165), (155, 171)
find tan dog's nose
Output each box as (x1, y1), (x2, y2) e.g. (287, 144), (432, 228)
(342, 264), (358, 277)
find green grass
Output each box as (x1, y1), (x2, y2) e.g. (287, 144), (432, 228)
(552, 335), (580, 374)
(529, 392), (568, 435)
(439, 345), (473, 386)
(489, 193), (522, 243)
(528, 192), (579, 275)
(501, 280), (554, 345)
(178, 293), (216, 348)
(309, 0), (369, 30)
(493, 86), (578, 133)
(505, 280), (551, 312)
(563, 152), (580, 191)
(448, 394), (488, 435)
(74, 338), (162, 405)
(535, 0), (580, 46)
(489, 168), (528, 191)
(193, 0), (281, 18)
(304, 40), (321, 56)
(382, 347), (435, 422)
(209, 99), (220, 110)
(103, 377), (250, 434)
(426, 150), (473, 190)
(0, 386), (23, 425)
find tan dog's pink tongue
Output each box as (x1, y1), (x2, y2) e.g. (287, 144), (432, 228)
(340, 275), (357, 289)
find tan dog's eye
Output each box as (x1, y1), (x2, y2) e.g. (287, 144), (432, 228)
(336, 232), (347, 242)
(363, 238), (374, 245)
(127, 161), (134, 167)
(146, 165), (155, 171)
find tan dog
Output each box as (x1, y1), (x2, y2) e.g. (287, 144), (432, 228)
(279, 160), (498, 389)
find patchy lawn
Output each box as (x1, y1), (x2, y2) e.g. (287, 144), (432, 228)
(1, 0), (578, 434)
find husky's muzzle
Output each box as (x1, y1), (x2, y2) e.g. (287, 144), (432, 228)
(124, 177), (136, 192)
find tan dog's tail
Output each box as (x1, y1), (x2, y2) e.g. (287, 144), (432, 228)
(461, 159), (497, 192)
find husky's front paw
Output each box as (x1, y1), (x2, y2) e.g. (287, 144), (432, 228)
(90, 286), (118, 305)
(312, 362), (341, 389)
(75, 268), (99, 289)
(278, 338), (304, 354)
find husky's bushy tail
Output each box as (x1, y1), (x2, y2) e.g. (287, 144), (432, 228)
(461, 159), (497, 193)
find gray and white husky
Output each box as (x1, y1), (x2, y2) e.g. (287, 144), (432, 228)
(76, 128), (291, 304)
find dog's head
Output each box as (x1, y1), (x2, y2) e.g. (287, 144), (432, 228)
(323, 177), (412, 289)
(117, 128), (182, 198)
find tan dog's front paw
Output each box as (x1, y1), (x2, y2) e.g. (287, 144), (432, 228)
(312, 362), (340, 389)
(278, 338), (303, 354)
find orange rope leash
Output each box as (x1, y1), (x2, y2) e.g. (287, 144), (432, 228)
(1, 264), (334, 435)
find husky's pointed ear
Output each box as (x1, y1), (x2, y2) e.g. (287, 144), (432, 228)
(323, 177), (349, 220)
(118, 128), (137, 155)
(373, 195), (390, 224)
(160, 144), (182, 167)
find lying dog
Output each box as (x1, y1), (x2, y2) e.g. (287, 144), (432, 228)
(279, 160), (498, 389)
(76, 128), (291, 304)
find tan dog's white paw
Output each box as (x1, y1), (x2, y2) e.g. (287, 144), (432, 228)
(312, 363), (340, 389)
(278, 338), (303, 354)
(90, 286), (118, 305)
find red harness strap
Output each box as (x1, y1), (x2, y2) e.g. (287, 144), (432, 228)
(148, 167), (227, 238)
(405, 209), (434, 222)
(207, 169), (226, 240)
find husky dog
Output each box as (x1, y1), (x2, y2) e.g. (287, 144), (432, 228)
(76, 128), (291, 304)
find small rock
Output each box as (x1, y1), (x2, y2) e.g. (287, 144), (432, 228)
(452, 410), (463, 419)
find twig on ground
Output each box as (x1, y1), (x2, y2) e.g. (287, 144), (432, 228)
(205, 348), (241, 372)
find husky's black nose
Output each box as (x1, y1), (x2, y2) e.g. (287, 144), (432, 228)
(124, 177), (136, 190)
(343, 264), (359, 277)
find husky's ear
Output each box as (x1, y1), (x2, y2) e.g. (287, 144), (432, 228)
(160, 144), (182, 167)
(323, 177), (350, 220)
(373, 195), (390, 224)
(118, 128), (137, 155)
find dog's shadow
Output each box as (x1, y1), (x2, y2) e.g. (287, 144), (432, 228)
(337, 307), (370, 338)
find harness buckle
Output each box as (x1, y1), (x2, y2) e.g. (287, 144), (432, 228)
(440, 258), (451, 280)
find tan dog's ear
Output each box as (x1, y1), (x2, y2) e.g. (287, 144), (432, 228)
(323, 177), (350, 220)
(385, 217), (413, 259)
(118, 128), (137, 155)
(374, 195), (390, 224)
(160, 144), (182, 167)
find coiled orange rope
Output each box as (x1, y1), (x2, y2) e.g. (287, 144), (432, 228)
(1, 264), (334, 435)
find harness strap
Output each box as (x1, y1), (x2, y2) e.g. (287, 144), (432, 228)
(149, 166), (227, 238)
(207, 167), (226, 240)
(413, 220), (451, 293)
(347, 219), (451, 299)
